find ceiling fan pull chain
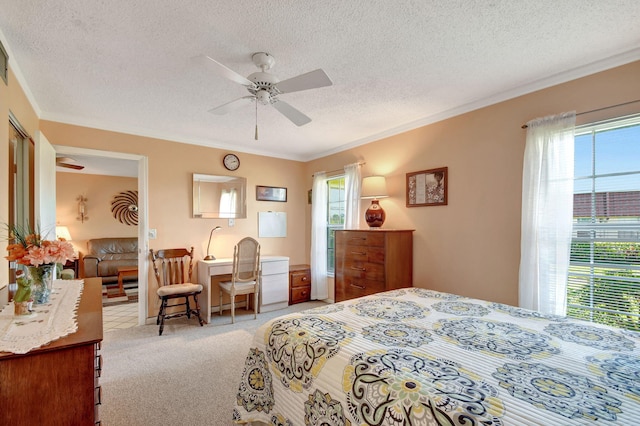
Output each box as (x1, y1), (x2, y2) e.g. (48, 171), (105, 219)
(255, 98), (259, 140)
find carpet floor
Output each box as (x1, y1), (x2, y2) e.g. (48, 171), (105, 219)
(100, 300), (326, 425)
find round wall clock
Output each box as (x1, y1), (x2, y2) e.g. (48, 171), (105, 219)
(223, 153), (240, 171)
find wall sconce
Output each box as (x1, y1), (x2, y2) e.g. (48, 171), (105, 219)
(204, 226), (222, 260)
(361, 176), (389, 228)
(77, 195), (88, 223)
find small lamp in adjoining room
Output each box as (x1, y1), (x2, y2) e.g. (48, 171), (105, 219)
(361, 176), (389, 228)
(204, 226), (222, 260)
(55, 226), (72, 241)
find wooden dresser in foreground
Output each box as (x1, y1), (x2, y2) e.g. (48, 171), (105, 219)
(289, 264), (311, 305)
(335, 229), (414, 302)
(0, 278), (104, 425)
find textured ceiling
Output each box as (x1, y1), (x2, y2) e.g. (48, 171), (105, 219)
(1, 1), (640, 161)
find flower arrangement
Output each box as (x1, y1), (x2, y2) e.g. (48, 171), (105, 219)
(5, 224), (75, 267)
(5, 224), (76, 306)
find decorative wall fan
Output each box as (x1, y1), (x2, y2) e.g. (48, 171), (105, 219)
(56, 156), (84, 170)
(199, 52), (333, 138)
(111, 190), (138, 226)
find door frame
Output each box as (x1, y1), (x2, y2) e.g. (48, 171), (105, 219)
(54, 145), (149, 325)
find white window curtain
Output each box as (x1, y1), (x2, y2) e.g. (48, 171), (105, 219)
(343, 163), (362, 229)
(519, 111), (576, 315)
(311, 171), (328, 300)
(219, 188), (236, 218)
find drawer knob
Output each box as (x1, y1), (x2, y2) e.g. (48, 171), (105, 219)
(301, 276), (307, 281)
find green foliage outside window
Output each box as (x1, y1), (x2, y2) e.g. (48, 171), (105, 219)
(568, 241), (640, 331)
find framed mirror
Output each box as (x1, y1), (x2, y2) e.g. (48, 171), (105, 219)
(192, 173), (247, 219)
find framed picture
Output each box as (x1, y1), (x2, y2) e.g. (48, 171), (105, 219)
(406, 167), (448, 207)
(256, 185), (287, 202)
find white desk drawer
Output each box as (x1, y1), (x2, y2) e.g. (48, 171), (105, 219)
(261, 259), (289, 275)
(261, 273), (289, 305)
(208, 264), (233, 275)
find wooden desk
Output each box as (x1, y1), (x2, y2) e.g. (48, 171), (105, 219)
(198, 256), (289, 323)
(0, 278), (103, 424)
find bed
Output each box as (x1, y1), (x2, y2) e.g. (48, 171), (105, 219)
(232, 288), (640, 425)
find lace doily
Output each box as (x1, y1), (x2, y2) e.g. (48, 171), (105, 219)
(0, 279), (84, 354)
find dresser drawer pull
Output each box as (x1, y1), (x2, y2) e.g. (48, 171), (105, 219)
(350, 266), (366, 271)
(350, 283), (366, 290)
(301, 276), (307, 281)
(350, 251), (366, 255)
(96, 354), (103, 377)
(301, 291), (307, 296)
(349, 237), (366, 241)
(95, 385), (102, 405)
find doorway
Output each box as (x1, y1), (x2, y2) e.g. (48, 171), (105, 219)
(54, 145), (149, 326)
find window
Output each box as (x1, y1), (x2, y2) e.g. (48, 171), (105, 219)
(326, 176), (345, 274)
(568, 115), (640, 331)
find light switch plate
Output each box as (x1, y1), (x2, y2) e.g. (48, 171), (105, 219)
(149, 228), (157, 239)
(228, 218), (235, 227)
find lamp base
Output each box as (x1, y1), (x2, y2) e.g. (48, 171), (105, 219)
(365, 199), (385, 228)
(203, 255), (215, 261)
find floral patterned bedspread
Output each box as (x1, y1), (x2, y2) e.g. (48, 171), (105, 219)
(233, 288), (640, 425)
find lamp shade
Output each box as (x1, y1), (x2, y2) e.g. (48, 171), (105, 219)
(361, 176), (388, 199)
(56, 226), (72, 241)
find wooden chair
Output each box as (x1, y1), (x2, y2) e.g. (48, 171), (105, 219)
(150, 247), (204, 335)
(219, 237), (261, 323)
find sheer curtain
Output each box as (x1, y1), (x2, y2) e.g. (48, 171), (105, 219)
(311, 171), (328, 300)
(519, 111), (576, 315)
(343, 162), (362, 229)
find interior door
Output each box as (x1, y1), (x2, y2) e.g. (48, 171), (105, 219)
(35, 131), (57, 238)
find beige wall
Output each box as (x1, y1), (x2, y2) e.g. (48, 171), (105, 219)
(56, 172), (138, 255)
(3, 55), (640, 314)
(306, 61), (640, 306)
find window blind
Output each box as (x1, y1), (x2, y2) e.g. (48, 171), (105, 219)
(567, 115), (640, 331)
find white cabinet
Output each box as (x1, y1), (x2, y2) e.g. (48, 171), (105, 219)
(259, 256), (289, 312)
(198, 256), (290, 322)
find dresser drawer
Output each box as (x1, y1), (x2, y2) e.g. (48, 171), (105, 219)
(342, 261), (384, 282)
(291, 285), (311, 304)
(340, 246), (384, 264)
(337, 277), (385, 300)
(290, 271), (310, 288)
(339, 231), (385, 247)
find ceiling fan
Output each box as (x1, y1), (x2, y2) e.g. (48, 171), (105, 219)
(56, 156), (84, 170)
(200, 52), (333, 138)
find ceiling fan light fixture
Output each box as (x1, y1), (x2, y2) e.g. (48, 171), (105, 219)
(256, 89), (271, 105)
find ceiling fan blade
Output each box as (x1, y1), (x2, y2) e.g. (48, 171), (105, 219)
(271, 99), (311, 126)
(57, 162), (85, 170)
(208, 96), (255, 115)
(56, 157), (85, 170)
(197, 55), (255, 87)
(275, 69), (333, 94)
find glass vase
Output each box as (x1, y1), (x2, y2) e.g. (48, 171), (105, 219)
(28, 264), (55, 304)
(13, 270), (33, 315)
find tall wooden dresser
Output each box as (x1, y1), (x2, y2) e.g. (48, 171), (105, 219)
(335, 229), (414, 302)
(0, 278), (104, 425)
